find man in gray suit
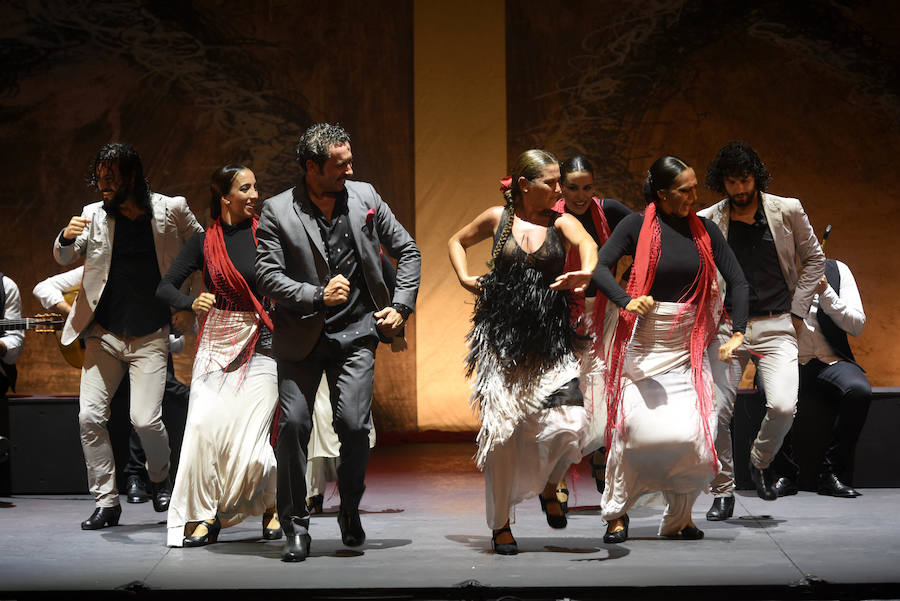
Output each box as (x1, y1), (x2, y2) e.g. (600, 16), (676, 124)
(256, 123), (421, 562)
(53, 143), (202, 530)
(700, 141), (824, 519)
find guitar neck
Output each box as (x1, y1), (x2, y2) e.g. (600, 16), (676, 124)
(0, 318), (42, 331)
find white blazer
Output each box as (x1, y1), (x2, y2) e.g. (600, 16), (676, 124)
(698, 191), (825, 318)
(52, 193), (203, 345)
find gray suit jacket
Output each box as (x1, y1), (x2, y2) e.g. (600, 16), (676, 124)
(52, 193), (203, 345)
(698, 191), (824, 317)
(255, 180), (421, 362)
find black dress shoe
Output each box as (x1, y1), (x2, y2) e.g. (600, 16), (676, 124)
(306, 494), (325, 514)
(81, 505), (122, 530)
(337, 508), (365, 547)
(817, 473), (861, 498)
(603, 514), (629, 544)
(149, 476), (172, 512)
(183, 517), (221, 547)
(491, 527), (518, 555)
(538, 493), (567, 529)
(774, 476), (799, 497)
(748, 461), (778, 501)
(706, 496), (735, 521)
(125, 475), (150, 504)
(281, 533), (312, 562)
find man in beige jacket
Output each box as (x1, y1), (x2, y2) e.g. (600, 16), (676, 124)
(700, 141), (824, 519)
(53, 143), (201, 530)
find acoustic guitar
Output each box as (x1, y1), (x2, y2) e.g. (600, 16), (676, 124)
(0, 313), (65, 333)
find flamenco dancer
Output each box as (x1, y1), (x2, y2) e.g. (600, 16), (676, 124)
(552, 155), (632, 503)
(448, 149), (597, 555)
(156, 164), (280, 546)
(592, 156), (748, 543)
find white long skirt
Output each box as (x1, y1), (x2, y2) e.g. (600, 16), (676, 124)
(485, 405), (586, 529)
(601, 302), (716, 536)
(166, 348), (278, 547)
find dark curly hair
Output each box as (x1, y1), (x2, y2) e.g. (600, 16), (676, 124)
(705, 141), (770, 195)
(296, 123), (350, 174)
(88, 143), (152, 212)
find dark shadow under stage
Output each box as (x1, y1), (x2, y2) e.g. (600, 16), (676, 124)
(1, 442), (898, 601)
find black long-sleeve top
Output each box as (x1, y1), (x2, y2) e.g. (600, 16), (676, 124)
(156, 219), (262, 311)
(591, 210), (749, 333)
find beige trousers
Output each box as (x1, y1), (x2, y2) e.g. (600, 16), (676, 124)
(79, 324), (170, 507)
(707, 313), (798, 496)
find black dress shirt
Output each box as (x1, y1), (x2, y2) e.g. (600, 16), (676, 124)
(311, 193), (377, 345)
(727, 204), (792, 316)
(93, 213), (170, 337)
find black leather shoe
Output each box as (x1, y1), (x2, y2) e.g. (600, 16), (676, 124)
(262, 512), (282, 540)
(306, 494), (324, 514)
(281, 533), (312, 562)
(125, 475), (150, 504)
(817, 473), (861, 498)
(603, 514), (629, 544)
(749, 461), (778, 501)
(81, 505), (122, 530)
(337, 508), (365, 547)
(774, 476), (799, 497)
(149, 476), (172, 512)
(183, 517), (220, 547)
(705, 496), (735, 521)
(491, 527), (518, 555)
(538, 493), (567, 529)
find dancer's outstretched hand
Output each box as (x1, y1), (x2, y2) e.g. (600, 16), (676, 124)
(550, 269), (592, 293)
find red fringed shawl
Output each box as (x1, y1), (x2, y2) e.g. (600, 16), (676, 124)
(553, 197), (612, 352)
(199, 217), (274, 364)
(603, 202), (720, 471)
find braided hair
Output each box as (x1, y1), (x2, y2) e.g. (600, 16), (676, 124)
(492, 149), (558, 265)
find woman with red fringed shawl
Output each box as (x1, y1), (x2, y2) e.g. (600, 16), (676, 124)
(591, 156), (748, 543)
(551, 155), (632, 507)
(156, 165), (281, 547)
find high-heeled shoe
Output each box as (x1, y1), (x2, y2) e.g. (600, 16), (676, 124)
(183, 517), (221, 547)
(603, 513), (629, 544)
(491, 527), (518, 555)
(538, 493), (567, 529)
(590, 451), (606, 494)
(555, 485), (569, 514)
(282, 532), (312, 562)
(262, 511), (282, 540)
(678, 523), (704, 540)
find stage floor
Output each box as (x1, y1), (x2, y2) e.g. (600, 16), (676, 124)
(1, 442), (898, 600)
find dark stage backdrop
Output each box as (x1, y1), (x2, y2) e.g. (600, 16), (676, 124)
(1, 0), (416, 431)
(506, 0), (900, 385)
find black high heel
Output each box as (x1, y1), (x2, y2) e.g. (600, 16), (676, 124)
(183, 517), (221, 547)
(555, 485), (569, 514)
(603, 513), (629, 544)
(590, 450), (606, 494)
(538, 494), (567, 529)
(262, 511), (282, 540)
(491, 527), (518, 555)
(677, 523), (704, 540)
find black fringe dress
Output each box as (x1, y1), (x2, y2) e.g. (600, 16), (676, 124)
(466, 212), (589, 528)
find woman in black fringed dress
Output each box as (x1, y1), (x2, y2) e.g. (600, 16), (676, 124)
(448, 149), (597, 555)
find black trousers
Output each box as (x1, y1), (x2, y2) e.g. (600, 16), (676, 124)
(773, 359), (871, 484)
(275, 335), (376, 534)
